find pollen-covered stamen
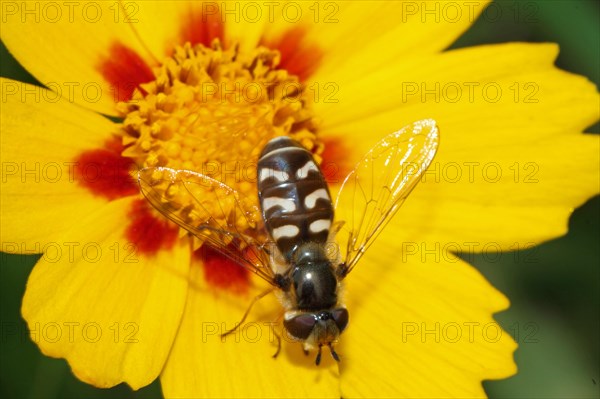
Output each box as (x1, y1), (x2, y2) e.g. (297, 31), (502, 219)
(117, 39), (323, 241)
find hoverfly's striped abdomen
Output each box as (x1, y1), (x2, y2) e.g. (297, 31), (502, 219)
(258, 137), (333, 261)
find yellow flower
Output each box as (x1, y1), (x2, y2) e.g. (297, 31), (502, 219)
(1, 1), (598, 398)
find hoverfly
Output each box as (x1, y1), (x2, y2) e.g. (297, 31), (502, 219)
(138, 119), (439, 365)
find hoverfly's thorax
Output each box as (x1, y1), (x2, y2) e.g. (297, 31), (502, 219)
(291, 265), (337, 310)
(288, 242), (338, 311)
(257, 137), (334, 261)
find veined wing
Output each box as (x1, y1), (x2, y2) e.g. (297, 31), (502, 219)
(334, 119), (439, 276)
(138, 166), (277, 285)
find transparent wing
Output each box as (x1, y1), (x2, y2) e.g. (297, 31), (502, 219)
(334, 119), (439, 276)
(138, 166), (277, 285)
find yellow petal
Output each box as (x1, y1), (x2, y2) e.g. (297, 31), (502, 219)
(0, 78), (117, 245)
(127, 1), (252, 57)
(161, 255), (340, 398)
(339, 233), (516, 398)
(21, 196), (190, 389)
(257, 1), (488, 83)
(318, 43), (598, 132)
(126, 1), (265, 57)
(319, 43), (600, 246)
(1, 1), (154, 114)
(400, 133), (600, 247)
(309, 0), (489, 83)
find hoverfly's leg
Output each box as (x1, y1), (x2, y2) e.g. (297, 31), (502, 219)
(303, 347), (309, 356)
(272, 329), (281, 359)
(315, 344), (323, 366)
(221, 288), (274, 338)
(336, 262), (349, 279)
(329, 343), (340, 362)
(271, 312), (284, 359)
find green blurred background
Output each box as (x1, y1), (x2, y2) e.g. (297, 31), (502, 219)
(1, 0), (598, 398)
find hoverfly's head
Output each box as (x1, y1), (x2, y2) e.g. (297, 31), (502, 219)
(283, 308), (349, 365)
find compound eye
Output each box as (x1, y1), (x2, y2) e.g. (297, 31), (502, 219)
(331, 308), (349, 333)
(284, 314), (317, 340)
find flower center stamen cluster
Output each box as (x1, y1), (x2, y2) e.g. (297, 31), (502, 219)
(117, 40), (322, 241)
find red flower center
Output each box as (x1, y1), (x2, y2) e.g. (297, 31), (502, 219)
(74, 4), (350, 294)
